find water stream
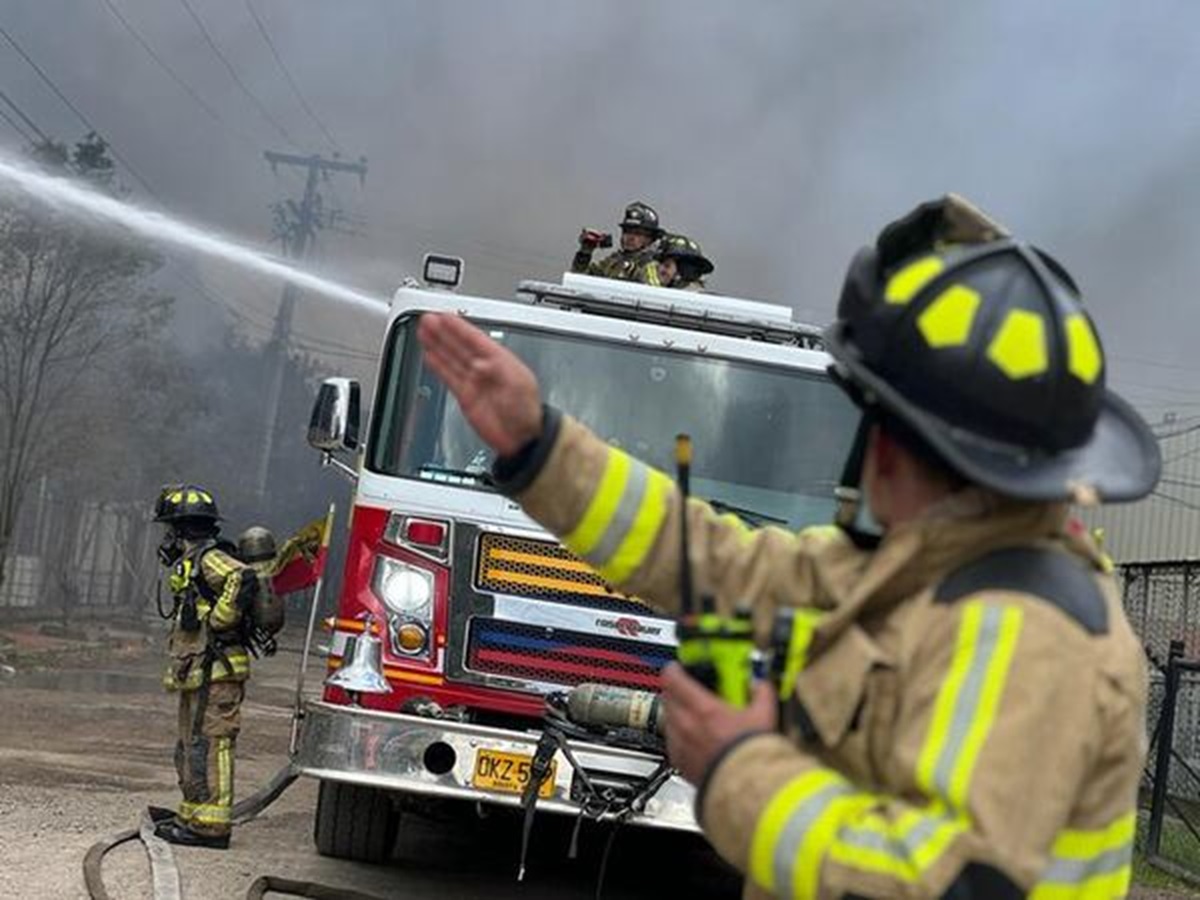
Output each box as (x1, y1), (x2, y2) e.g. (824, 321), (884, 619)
(0, 151), (388, 314)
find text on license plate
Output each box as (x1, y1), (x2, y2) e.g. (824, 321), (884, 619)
(472, 749), (556, 798)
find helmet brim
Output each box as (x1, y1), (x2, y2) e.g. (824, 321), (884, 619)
(825, 322), (1161, 503)
(154, 511), (223, 523)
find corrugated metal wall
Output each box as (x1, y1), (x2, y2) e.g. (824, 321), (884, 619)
(1084, 426), (1200, 563)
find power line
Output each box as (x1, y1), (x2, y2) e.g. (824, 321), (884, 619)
(242, 0), (340, 152)
(0, 88), (50, 143)
(176, 0), (298, 148)
(97, 0), (257, 150)
(173, 268), (373, 362)
(0, 105), (33, 143)
(0, 20), (160, 198)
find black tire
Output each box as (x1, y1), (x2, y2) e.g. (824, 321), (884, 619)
(313, 779), (399, 864)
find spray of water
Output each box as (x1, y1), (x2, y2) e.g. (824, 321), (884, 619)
(0, 151), (387, 314)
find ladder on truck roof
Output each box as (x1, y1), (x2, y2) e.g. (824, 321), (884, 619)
(515, 273), (825, 350)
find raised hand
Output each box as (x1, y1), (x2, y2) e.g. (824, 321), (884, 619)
(416, 312), (544, 458)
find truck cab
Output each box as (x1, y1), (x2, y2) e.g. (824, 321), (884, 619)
(293, 266), (859, 864)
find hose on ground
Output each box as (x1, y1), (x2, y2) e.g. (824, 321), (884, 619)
(245, 876), (388, 900)
(83, 765), (300, 900)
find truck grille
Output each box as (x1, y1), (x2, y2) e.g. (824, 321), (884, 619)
(466, 618), (673, 690)
(475, 533), (648, 613)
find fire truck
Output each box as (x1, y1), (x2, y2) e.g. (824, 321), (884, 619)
(291, 257), (858, 864)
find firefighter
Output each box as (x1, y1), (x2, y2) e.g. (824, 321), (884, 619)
(640, 233), (714, 291)
(153, 485), (257, 849)
(571, 200), (664, 280)
(415, 193), (1161, 898)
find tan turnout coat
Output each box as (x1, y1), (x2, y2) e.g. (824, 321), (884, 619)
(500, 411), (1147, 900)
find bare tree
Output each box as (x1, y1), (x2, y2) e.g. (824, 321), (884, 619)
(0, 134), (166, 588)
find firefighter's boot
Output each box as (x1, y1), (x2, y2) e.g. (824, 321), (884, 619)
(154, 820), (232, 850)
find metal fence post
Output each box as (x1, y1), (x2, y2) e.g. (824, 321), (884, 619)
(1149, 639), (1186, 856)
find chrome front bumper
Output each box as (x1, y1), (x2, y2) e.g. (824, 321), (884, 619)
(292, 701), (698, 832)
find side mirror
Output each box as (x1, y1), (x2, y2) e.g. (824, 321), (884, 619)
(308, 378), (361, 453)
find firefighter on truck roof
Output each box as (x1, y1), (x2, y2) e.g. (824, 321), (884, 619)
(153, 485), (258, 849)
(571, 200), (665, 281)
(639, 232), (715, 291)
(416, 194), (1160, 898)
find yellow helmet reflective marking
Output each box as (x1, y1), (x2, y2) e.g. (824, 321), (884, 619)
(169, 491), (183, 504)
(187, 490), (200, 504)
(885, 256), (944, 305)
(917, 284), (981, 349)
(1065, 314), (1102, 384)
(199, 490), (213, 504)
(987, 310), (1048, 379)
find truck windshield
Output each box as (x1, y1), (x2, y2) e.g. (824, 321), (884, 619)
(369, 317), (860, 530)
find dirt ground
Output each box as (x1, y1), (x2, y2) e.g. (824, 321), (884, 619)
(0, 625), (738, 900)
(0, 623), (1194, 899)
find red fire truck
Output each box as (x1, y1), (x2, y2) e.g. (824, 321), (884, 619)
(292, 259), (857, 863)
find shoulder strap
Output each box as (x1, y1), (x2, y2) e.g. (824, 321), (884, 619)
(934, 546), (1109, 635)
(189, 540), (223, 604)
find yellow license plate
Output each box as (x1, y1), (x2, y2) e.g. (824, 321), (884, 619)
(471, 749), (556, 798)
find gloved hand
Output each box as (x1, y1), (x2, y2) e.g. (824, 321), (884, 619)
(168, 564), (189, 594)
(578, 228), (612, 250)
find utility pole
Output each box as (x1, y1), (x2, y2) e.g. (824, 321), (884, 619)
(255, 151), (367, 502)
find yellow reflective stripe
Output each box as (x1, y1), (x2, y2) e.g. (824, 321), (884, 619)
(563, 449), (631, 557)
(916, 602), (1024, 809)
(789, 793), (875, 898)
(189, 803), (231, 825)
(597, 469), (671, 584)
(216, 737), (233, 809)
(1051, 814), (1135, 860)
(202, 551), (237, 578)
(830, 804), (969, 883)
(644, 262), (661, 286)
(947, 605), (1022, 805)
(1030, 867), (1131, 900)
(1032, 814), (1136, 898)
(750, 769), (848, 893)
(208, 569), (246, 630)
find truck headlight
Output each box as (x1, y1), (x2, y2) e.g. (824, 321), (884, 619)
(372, 556), (433, 619)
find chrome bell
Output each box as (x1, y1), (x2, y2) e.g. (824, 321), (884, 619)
(327, 620), (392, 695)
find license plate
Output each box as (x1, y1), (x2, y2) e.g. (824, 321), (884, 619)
(471, 749), (556, 798)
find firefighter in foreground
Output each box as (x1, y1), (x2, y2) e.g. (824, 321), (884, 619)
(571, 200), (664, 280)
(417, 194), (1160, 898)
(153, 486), (258, 849)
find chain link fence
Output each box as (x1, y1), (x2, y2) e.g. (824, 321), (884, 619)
(0, 477), (157, 620)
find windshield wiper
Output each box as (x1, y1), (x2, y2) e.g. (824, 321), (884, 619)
(705, 498), (787, 527)
(417, 464), (494, 487)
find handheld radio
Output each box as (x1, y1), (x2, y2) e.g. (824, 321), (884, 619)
(673, 434), (756, 707)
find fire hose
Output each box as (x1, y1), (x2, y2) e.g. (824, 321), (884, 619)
(81, 764), (388, 900)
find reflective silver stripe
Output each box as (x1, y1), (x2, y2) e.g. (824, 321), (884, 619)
(583, 459), (649, 569)
(1041, 844), (1132, 884)
(839, 813), (947, 859)
(773, 783), (852, 894)
(932, 605), (1005, 796)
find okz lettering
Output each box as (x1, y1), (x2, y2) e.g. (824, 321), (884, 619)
(476, 755), (531, 784)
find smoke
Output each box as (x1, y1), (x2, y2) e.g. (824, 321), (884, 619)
(2, 0), (1199, 406)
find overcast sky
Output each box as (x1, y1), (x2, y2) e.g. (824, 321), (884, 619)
(2, 0), (1200, 420)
